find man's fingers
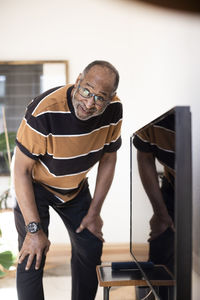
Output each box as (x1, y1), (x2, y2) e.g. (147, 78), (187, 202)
(44, 243), (51, 256)
(96, 232), (105, 242)
(18, 252), (26, 264)
(76, 223), (85, 233)
(25, 254), (35, 270)
(35, 252), (43, 270)
(19, 248), (49, 270)
(87, 228), (105, 242)
(171, 223), (175, 232)
(76, 217), (104, 241)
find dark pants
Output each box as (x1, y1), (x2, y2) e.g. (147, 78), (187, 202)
(149, 176), (175, 274)
(136, 177), (175, 300)
(14, 181), (103, 300)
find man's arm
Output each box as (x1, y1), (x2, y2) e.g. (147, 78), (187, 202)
(76, 151), (117, 241)
(137, 150), (174, 240)
(14, 146), (50, 270)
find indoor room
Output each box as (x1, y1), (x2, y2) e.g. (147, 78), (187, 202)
(0, 0), (200, 299)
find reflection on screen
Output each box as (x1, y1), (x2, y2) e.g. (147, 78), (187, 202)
(130, 108), (175, 300)
(130, 106), (192, 300)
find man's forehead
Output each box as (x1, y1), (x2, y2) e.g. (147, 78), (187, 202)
(85, 65), (114, 77)
(82, 66), (115, 92)
(84, 81), (107, 96)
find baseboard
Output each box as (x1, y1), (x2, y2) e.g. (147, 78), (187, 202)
(47, 242), (148, 264)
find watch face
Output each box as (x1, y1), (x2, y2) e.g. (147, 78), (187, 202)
(27, 222), (40, 233)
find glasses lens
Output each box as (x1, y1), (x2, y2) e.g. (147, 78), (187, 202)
(79, 86), (90, 98)
(78, 85), (107, 107)
(95, 95), (106, 106)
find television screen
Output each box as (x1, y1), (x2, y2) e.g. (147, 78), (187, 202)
(130, 106), (192, 300)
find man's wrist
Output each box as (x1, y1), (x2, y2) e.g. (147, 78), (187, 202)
(87, 209), (100, 218)
(25, 221), (42, 234)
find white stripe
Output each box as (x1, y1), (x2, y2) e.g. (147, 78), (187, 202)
(109, 100), (121, 104)
(25, 115), (122, 139)
(38, 135), (121, 175)
(36, 111), (71, 117)
(153, 124), (175, 133)
(104, 135), (121, 146)
(110, 118), (122, 126)
(46, 118), (122, 138)
(47, 147), (104, 160)
(25, 118), (47, 137)
(53, 187), (82, 202)
(135, 134), (175, 153)
(54, 195), (65, 202)
(151, 143), (174, 154)
(42, 182), (79, 190)
(47, 125), (109, 138)
(39, 160), (91, 177)
(32, 86), (64, 116)
(32, 152), (40, 157)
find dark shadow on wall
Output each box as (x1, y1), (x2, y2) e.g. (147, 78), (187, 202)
(124, 0), (200, 13)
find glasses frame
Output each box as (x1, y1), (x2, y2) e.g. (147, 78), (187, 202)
(77, 84), (110, 107)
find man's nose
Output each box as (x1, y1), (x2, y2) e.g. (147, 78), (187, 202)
(84, 96), (95, 109)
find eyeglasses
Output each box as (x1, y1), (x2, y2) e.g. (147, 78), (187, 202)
(77, 85), (109, 107)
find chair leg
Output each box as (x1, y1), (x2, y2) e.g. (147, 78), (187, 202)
(103, 287), (111, 300)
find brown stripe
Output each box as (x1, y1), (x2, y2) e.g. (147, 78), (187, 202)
(41, 178), (87, 202)
(17, 119), (47, 155)
(137, 126), (175, 152)
(47, 120), (122, 157)
(32, 85), (72, 117)
(33, 161), (88, 188)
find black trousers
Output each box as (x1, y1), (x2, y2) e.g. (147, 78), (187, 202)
(149, 176), (175, 274)
(136, 177), (175, 300)
(14, 181), (103, 300)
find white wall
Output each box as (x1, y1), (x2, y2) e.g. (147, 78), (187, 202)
(1, 0), (200, 297)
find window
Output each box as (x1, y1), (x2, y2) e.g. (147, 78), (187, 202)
(0, 60), (69, 174)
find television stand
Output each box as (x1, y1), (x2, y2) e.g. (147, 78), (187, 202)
(96, 264), (174, 300)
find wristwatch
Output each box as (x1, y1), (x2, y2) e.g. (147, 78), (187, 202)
(25, 222), (42, 234)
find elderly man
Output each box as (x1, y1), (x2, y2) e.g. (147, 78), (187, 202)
(14, 60), (123, 300)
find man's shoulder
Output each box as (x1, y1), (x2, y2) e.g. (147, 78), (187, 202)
(27, 84), (72, 117)
(110, 94), (122, 106)
(104, 95), (122, 121)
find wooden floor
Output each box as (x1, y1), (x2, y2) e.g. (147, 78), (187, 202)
(45, 243), (149, 300)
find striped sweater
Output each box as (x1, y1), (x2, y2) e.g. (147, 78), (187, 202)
(16, 84), (123, 201)
(133, 110), (175, 187)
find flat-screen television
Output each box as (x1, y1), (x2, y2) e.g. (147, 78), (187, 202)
(130, 106), (192, 300)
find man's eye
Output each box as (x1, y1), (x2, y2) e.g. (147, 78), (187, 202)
(82, 88), (90, 97)
(96, 96), (105, 102)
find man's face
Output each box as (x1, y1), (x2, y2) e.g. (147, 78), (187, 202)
(72, 66), (116, 121)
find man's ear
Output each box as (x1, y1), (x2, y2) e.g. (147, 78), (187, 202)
(111, 91), (116, 100)
(74, 73), (82, 88)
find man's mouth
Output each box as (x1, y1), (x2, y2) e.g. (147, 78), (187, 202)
(79, 104), (95, 115)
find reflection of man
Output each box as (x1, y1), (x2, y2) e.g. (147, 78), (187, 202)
(13, 60), (123, 300)
(133, 111), (175, 274)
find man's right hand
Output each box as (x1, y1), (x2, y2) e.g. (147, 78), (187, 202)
(18, 230), (50, 270)
(148, 213), (175, 241)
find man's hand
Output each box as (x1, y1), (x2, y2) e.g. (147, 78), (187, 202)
(75, 152), (116, 243)
(149, 213), (175, 241)
(18, 230), (51, 270)
(76, 214), (105, 242)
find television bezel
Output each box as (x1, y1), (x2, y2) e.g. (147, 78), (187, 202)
(130, 106), (192, 300)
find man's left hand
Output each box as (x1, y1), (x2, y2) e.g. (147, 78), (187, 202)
(76, 214), (105, 242)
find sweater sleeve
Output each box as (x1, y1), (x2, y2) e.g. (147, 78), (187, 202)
(104, 101), (123, 153)
(16, 106), (47, 160)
